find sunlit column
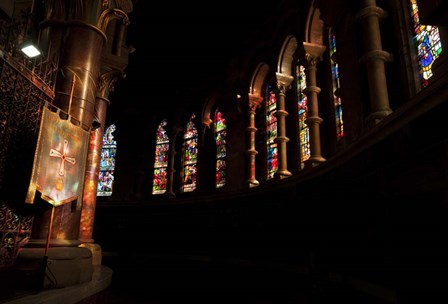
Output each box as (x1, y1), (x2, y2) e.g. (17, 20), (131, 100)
(30, 1), (129, 247)
(79, 71), (123, 248)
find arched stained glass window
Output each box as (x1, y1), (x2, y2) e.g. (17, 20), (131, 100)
(182, 113), (198, 192)
(409, 0), (442, 88)
(329, 28), (344, 140)
(297, 65), (310, 165)
(266, 86), (278, 179)
(97, 124), (117, 197)
(152, 120), (169, 194)
(214, 109), (227, 188)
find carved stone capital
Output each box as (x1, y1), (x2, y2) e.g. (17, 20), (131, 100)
(97, 9), (130, 33)
(302, 53), (320, 69)
(248, 94), (263, 111)
(98, 70), (125, 97)
(299, 42), (326, 66)
(275, 73), (294, 92)
(202, 114), (213, 128)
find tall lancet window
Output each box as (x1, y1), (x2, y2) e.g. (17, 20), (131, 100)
(214, 109), (227, 188)
(97, 124), (117, 196)
(409, 0), (442, 88)
(152, 120), (169, 194)
(266, 85), (278, 179)
(182, 113), (198, 192)
(329, 28), (344, 140)
(297, 65), (310, 165)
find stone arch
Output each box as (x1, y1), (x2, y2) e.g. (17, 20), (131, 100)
(249, 63), (270, 98)
(305, 0), (324, 44)
(202, 94), (219, 128)
(277, 35), (298, 75)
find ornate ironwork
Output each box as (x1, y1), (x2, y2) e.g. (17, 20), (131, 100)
(0, 12), (55, 269)
(0, 201), (33, 268)
(0, 13), (57, 95)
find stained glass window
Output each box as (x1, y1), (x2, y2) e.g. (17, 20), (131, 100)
(97, 124), (117, 197)
(214, 109), (227, 188)
(182, 113), (198, 192)
(329, 28), (344, 140)
(266, 86), (278, 179)
(297, 65), (310, 165)
(409, 0), (442, 88)
(152, 120), (169, 194)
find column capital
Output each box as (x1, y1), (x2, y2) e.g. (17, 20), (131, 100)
(299, 42), (326, 67)
(97, 70), (125, 98)
(248, 94), (263, 111)
(202, 113), (213, 128)
(275, 73), (294, 92)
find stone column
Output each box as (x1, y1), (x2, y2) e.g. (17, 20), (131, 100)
(30, 1), (128, 247)
(274, 73), (293, 179)
(301, 43), (326, 168)
(79, 71), (123, 265)
(357, 0), (392, 125)
(246, 95), (262, 187)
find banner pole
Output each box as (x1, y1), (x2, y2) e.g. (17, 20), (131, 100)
(38, 204), (55, 292)
(68, 75), (76, 116)
(45, 205), (55, 256)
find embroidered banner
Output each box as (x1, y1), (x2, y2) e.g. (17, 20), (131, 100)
(26, 106), (89, 206)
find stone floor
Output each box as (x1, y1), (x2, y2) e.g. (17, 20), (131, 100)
(0, 254), (310, 304)
(0, 265), (112, 304)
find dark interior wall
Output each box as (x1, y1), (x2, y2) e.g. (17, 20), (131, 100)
(94, 94), (448, 302)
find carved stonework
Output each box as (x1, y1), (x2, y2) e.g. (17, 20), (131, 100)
(303, 53), (319, 68)
(248, 94), (263, 112)
(275, 73), (293, 93)
(299, 42), (326, 68)
(97, 8), (130, 33)
(98, 70), (125, 97)
(202, 114), (213, 128)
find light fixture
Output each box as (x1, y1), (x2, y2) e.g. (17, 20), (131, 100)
(21, 44), (41, 58)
